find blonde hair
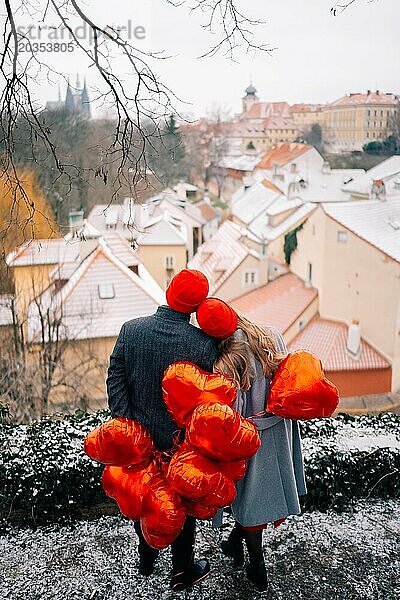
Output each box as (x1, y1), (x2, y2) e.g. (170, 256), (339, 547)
(214, 314), (285, 390)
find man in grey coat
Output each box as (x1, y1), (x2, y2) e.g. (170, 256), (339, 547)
(106, 269), (218, 592)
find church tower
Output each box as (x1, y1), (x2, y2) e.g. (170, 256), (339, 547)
(242, 83), (259, 114)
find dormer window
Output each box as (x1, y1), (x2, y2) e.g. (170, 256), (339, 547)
(98, 283), (115, 299)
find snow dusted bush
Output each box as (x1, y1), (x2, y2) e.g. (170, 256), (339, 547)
(0, 410), (399, 525)
(0, 410), (109, 526)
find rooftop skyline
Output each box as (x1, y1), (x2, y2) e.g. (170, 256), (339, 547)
(30, 0), (400, 118)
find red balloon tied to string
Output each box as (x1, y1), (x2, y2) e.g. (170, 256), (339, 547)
(162, 362), (236, 428)
(220, 459), (247, 483)
(166, 442), (226, 501)
(267, 350), (339, 420)
(140, 474), (187, 550)
(183, 500), (218, 520)
(101, 460), (158, 521)
(84, 417), (154, 466)
(201, 476), (237, 508)
(187, 402), (261, 462)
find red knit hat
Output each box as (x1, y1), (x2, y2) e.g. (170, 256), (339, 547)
(166, 269), (209, 313)
(196, 297), (238, 339)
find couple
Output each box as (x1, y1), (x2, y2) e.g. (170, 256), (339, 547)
(106, 269), (306, 592)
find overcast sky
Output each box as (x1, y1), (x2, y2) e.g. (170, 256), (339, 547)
(8, 0), (400, 118)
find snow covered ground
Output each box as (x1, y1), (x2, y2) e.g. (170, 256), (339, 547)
(1, 499), (399, 600)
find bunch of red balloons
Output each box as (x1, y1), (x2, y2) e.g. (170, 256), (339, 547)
(84, 362), (261, 550)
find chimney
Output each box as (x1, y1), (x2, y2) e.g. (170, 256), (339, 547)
(322, 161), (331, 174)
(347, 320), (361, 359)
(136, 203), (151, 229)
(243, 175), (254, 191)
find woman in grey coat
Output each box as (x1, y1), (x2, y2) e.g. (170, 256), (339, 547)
(213, 313), (307, 591)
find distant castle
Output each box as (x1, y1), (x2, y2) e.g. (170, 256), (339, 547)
(45, 74), (91, 118)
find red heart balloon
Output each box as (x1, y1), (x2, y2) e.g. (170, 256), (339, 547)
(101, 460), (158, 521)
(84, 418), (154, 466)
(166, 442), (226, 501)
(267, 350), (339, 420)
(162, 362), (236, 428)
(187, 402), (260, 462)
(140, 474), (186, 549)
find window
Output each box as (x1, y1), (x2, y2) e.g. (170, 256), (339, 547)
(244, 270), (258, 287)
(98, 283), (115, 299)
(312, 225), (316, 236)
(337, 230), (348, 243)
(165, 256), (175, 269)
(306, 262), (312, 287)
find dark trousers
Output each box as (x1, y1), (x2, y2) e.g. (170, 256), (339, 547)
(134, 517), (196, 573)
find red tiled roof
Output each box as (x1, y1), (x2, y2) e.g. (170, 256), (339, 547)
(242, 101), (290, 120)
(290, 103), (323, 113)
(263, 116), (297, 130)
(231, 273), (318, 333)
(289, 316), (390, 372)
(329, 91), (398, 107)
(256, 143), (311, 170)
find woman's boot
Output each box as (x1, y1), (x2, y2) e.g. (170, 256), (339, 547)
(220, 523), (245, 566)
(243, 530), (268, 591)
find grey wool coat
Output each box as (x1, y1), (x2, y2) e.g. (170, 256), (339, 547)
(216, 328), (307, 528)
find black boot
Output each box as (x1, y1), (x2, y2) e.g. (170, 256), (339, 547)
(220, 524), (245, 566)
(134, 521), (159, 576)
(170, 559), (211, 592)
(243, 529), (268, 591)
(246, 560), (268, 592)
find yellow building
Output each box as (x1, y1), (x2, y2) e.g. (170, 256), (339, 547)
(6, 235), (164, 415)
(290, 200), (400, 392)
(322, 90), (399, 153)
(290, 103), (325, 130)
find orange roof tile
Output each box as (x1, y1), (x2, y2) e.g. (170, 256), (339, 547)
(231, 273), (317, 332)
(256, 143), (311, 170)
(329, 91), (398, 107)
(290, 103), (324, 113)
(242, 101), (290, 120)
(263, 116), (297, 130)
(289, 316), (390, 372)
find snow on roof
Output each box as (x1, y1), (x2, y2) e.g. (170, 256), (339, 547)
(220, 153), (263, 172)
(231, 180), (284, 225)
(87, 204), (131, 237)
(343, 156), (400, 197)
(323, 197), (400, 263)
(328, 91), (398, 107)
(231, 273), (317, 333)
(257, 143), (311, 170)
(101, 232), (140, 267)
(6, 239), (79, 267)
(27, 241), (164, 342)
(138, 216), (186, 246)
(297, 168), (365, 203)
(0, 294), (13, 326)
(188, 220), (259, 294)
(249, 202), (315, 242)
(289, 316), (390, 371)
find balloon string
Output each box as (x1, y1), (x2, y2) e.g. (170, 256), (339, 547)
(153, 429), (184, 474)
